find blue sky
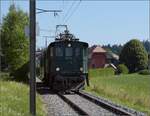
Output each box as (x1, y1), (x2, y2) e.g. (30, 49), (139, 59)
(0, 0), (149, 48)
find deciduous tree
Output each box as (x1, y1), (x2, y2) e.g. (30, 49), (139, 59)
(1, 4), (29, 72)
(120, 39), (148, 72)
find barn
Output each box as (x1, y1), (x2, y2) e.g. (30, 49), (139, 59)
(89, 45), (107, 68)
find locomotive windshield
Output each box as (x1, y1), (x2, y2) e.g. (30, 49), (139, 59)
(55, 47), (63, 56)
(65, 47), (72, 57)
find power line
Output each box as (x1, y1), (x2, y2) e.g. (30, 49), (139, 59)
(62, 0), (77, 24)
(62, 0), (64, 10)
(64, 0), (82, 24)
(10, 0), (15, 5)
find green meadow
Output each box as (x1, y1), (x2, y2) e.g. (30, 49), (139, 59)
(85, 68), (150, 115)
(0, 73), (46, 116)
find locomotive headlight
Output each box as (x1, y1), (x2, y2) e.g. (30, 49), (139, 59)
(80, 67), (83, 72)
(68, 43), (71, 47)
(56, 67), (60, 71)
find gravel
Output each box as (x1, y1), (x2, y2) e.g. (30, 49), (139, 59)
(41, 93), (79, 116)
(36, 81), (79, 116)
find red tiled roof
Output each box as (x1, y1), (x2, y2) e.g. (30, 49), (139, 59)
(92, 46), (106, 53)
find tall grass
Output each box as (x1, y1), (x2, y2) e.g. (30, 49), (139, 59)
(0, 73), (46, 116)
(89, 68), (115, 77)
(86, 69), (150, 115)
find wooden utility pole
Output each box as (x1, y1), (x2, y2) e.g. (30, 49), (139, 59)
(0, 0), (2, 72)
(30, 0), (36, 116)
(29, 1), (62, 115)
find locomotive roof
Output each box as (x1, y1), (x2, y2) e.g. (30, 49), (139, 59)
(48, 29), (88, 48)
(48, 40), (88, 48)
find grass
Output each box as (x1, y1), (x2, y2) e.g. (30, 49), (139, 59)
(85, 68), (150, 115)
(0, 72), (46, 116)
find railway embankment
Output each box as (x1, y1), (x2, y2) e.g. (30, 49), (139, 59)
(0, 72), (46, 116)
(85, 68), (150, 115)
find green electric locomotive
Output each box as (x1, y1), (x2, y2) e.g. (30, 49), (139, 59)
(40, 27), (89, 92)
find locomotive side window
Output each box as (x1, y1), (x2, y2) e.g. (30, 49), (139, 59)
(65, 48), (72, 57)
(83, 47), (88, 73)
(55, 47), (63, 56)
(50, 47), (53, 56)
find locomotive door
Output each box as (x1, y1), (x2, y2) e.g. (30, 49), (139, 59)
(74, 47), (82, 72)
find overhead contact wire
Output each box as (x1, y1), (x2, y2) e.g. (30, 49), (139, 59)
(64, 0), (82, 24)
(63, 0), (77, 24)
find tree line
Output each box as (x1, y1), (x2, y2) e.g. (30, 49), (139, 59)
(102, 40), (149, 73)
(102, 40), (150, 55)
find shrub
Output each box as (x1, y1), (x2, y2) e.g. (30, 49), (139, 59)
(10, 62), (29, 83)
(0, 72), (10, 81)
(139, 69), (150, 75)
(117, 64), (129, 74)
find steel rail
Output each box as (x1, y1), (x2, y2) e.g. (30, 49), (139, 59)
(77, 91), (133, 116)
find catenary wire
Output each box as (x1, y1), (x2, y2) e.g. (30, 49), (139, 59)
(63, 0), (82, 24)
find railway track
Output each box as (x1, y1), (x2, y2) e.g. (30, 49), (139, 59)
(58, 91), (145, 116)
(57, 93), (88, 115)
(37, 80), (145, 116)
(77, 91), (145, 116)
(76, 91), (132, 116)
(58, 92), (124, 116)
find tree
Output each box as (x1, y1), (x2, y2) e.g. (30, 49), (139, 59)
(148, 54), (150, 70)
(120, 39), (148, 72)
(1, 4), (29, 73)
(102, 44), (123, 55)
(142, 40), (150, 54)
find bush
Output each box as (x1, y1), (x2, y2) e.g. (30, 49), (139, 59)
(0, 72), (10, 81)
(139, 69), (150, 75)
(10, 62), (29, 83)
(117, 64), (129, 74)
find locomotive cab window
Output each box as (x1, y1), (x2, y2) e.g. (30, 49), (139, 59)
(55, 47), (63, 56)
(65, 47), (72, 57)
